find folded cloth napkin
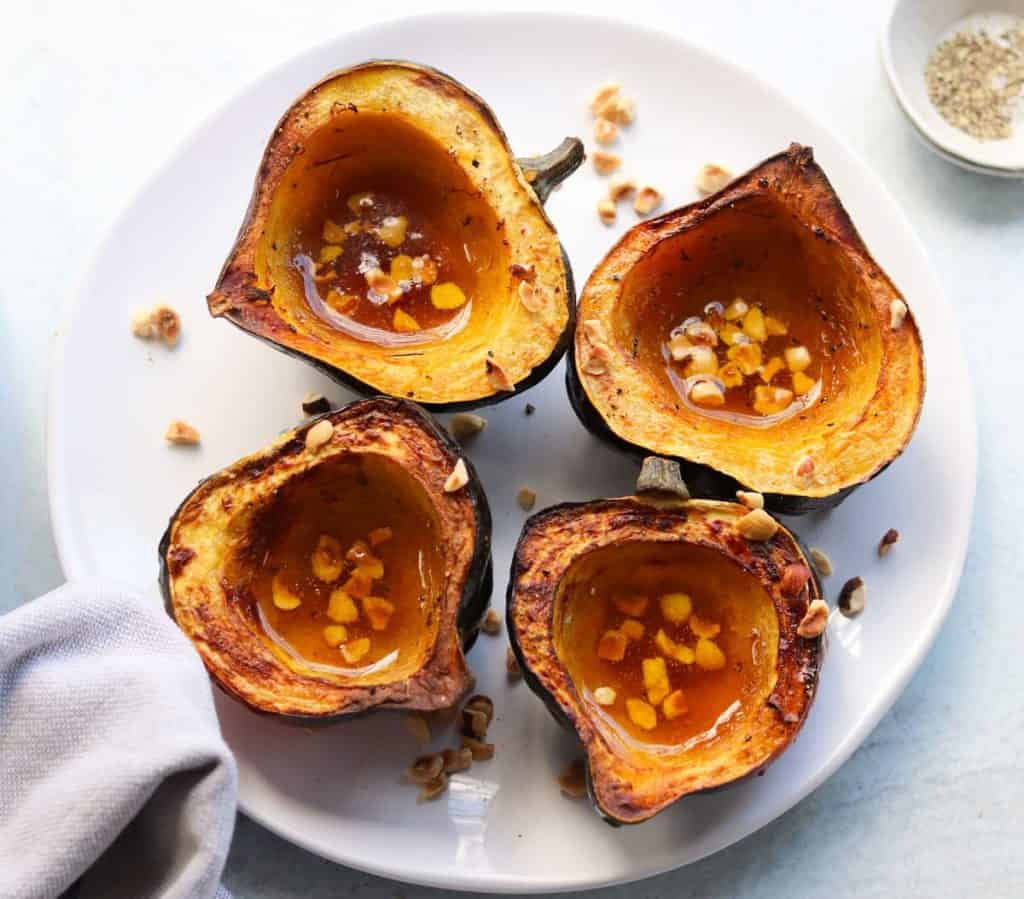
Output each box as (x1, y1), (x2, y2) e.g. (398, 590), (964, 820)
(0, 578), (237, 899)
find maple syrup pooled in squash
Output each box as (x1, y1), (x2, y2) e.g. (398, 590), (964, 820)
(622, 215), (862, 428)
(555, 542), (778, 747)
(246, 453), (443, 678)
(290, 115), (497, 346)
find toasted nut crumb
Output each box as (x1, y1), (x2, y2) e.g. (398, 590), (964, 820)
(464, 694), (494, 726)
(780, 563), (812, 598)
(695, 162), (734, 195)
(518, 280), (545, 313)
(304, 419), (334, 451)
(481, 608), (502, 636)
(589, 82), (621, 116)
(736, 508), (779, 541)
(558, 759), (587, 799)
(890, 299), (908, 330)
(878, 528), (900, 557)
(443, 458), (469, 493)
(517, 487), (537, 511)
(593, 686), (616, 706)
(448, 413), (487, 442)
(838, 576), (866, 618)
(582, 343), (611, 375)
(301, 392), (330, 416)
(132, 304), (181, 347)
(460, 735), (495, 761)
(442, 747), (474, 774)
(809, 547), (834, 576)
(597, 197), (617, 226)
(633, 185), (663, 216)
(506, 646), (522, 681)
(406, 753), (445, 784)
(797, 599), (830, 637)
(592, 150), (622, 175)
(594, 117), (619, 145)
(417, 773), (449, 803)
(607, 175), (637, 203)
(402, 713), (431, 746)
(485, 358), (515, 392)
(598, 94), (636, 125)
(461, 708), (489, 739)
(736, 490), (764, 510)
(165, 420), (200, 445)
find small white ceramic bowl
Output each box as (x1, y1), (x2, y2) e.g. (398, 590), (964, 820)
(882, 0), (1024, 175)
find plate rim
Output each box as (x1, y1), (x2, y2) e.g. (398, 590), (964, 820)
(46, 9), (978, 892)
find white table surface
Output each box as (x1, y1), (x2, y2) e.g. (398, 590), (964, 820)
(4, 1), (1022, 896)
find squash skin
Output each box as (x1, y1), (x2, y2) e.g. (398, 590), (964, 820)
(567, 144), (925, 514)
(207, 60), (583, 412)
(158, 397), (492, 723)
(507, 497), (823, 825)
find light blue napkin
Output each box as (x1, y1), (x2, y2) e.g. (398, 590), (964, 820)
(0, 578), (237, 899)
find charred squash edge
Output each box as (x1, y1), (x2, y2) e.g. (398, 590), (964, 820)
(207, 59), (583, 412)
(506, 497), (823, 824)
(158, 397), (493, 723)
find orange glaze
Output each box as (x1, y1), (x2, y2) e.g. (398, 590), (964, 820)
(556, 543), (774, 747)
(294, 174), (483, 340)
(249, 454), (442, 674)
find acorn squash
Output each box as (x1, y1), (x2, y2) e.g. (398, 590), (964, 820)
(567, 144), (925, 514)
(159, 398), (492, 721)
(507, 461), (823, 824)
(208, 60), (583, 411)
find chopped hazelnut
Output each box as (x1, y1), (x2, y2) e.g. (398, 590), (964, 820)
(461, 735), (495, 760)
(417, 773), (449, 803)
(448, 413), (487, 442)
(443, 458), (469, 493)
(890, 298), (908, 330)
(736, 490), (765, 510)
(594, 117), (619, 145)
(305, 419), (334, 451)
(132, 304), (181, 347)
(809, 547), (834, 576)
(588, 82), (622, 116)
(517, 487), (537, 511)
(633, 185), (663, 216)
(597, 197), (617, 226)
(592, 150), (622, 175)
(164, 420), (200, 445)
(481, 608), (502, 636)
(593, 686), (617, 706)
(878, 528), (900, 557)
(518, 280), (545, 312)
(506, 647), (522, 681)
(695, 162), (734, 195)
(607, 175), (637, 203)
(485, 358), (515, 392)
(838, 577), (866, 618)
(736, 508), (779, 541)
(797, 599), (830, 637)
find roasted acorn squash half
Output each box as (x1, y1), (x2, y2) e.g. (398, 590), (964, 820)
(159, 398), (492, 721)
(208, 60), (583, 411)
(507, 461), (823, 824)
(568, 144), (925, 514)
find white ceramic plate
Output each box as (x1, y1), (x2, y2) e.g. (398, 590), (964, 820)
(48, 12), (976, 893)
